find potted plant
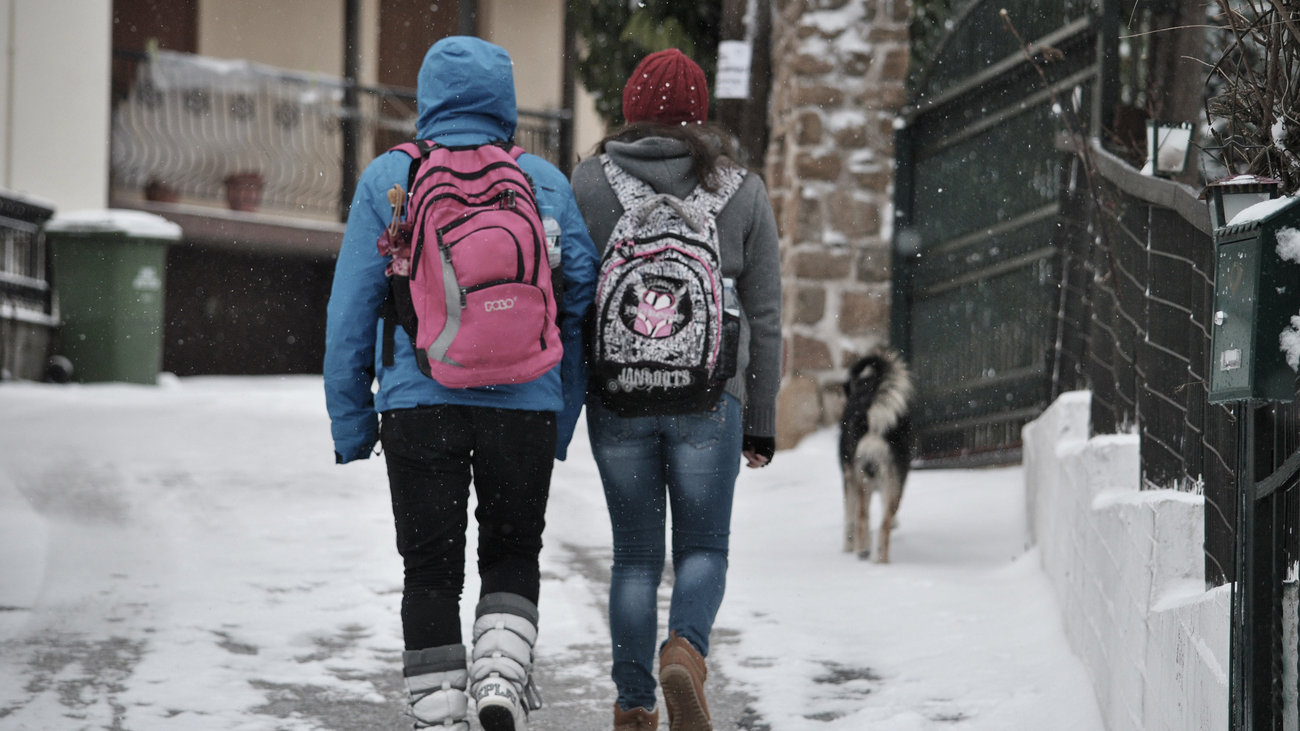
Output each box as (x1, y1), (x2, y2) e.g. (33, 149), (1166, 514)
(144, 178), (180, 203)
(223, 172), (264, 212)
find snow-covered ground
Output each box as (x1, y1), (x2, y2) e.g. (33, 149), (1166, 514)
(0, 376), (1105, 730)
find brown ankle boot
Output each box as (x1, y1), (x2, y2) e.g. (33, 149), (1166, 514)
(613, 702), (659, 730)
(658, 631), (711, 731)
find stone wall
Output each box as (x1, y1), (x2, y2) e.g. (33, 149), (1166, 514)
(764, 0), (912, 449)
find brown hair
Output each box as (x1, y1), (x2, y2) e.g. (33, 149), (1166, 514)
(594, 122), (744, 193)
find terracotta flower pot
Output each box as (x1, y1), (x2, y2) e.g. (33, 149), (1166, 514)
(223, 172), (264, 212)
(144, 178), (179, 203)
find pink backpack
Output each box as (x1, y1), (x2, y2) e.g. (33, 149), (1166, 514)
(378, 140), (560, 388)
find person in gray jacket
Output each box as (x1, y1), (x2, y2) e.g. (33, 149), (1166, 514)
(568, 48), (782, 731)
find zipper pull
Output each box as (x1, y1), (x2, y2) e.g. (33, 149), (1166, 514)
(386, 184), (405, 235)
(504, 189), (517, 209)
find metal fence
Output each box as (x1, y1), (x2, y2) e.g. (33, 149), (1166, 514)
(0, 193), (56, 380)
(1058, 139), (1300, 729)
(898, 0), (1299, 723)
(893, 0), (1103, 465)
(110, 50), (570, 221)
(1057, 139), (1300, 586)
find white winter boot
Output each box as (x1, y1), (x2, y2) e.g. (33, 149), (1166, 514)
(403, 644), (470, 730)
(470, 593), (543, 731)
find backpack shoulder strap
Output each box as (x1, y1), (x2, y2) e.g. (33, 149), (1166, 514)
(379, 140), (437, 366)
(600, 154), (655, 211)
(686, 163), (747, 217)
(602, 154), (745, 219)
(390, 141), (423, 158)
(390, 140), (438, 195)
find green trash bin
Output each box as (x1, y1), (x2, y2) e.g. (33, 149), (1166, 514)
(45, 210), (182, 384)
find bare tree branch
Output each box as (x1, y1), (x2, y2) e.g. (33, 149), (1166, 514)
(1267, 0), (1300, 45)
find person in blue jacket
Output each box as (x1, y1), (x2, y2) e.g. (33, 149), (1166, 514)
(323, 36), (597, 731)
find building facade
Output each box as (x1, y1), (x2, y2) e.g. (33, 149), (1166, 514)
(0, 0), (914, 453)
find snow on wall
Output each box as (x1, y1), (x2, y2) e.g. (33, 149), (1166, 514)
(1023, 391), (1229, 731)
(1280, 228), (1300, 371)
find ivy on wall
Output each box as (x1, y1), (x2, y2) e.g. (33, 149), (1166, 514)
(571, 0), (721, 127)
(908, 0), (959, 91)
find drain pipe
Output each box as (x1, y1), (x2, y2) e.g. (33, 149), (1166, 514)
(459, 1), (478, 36)
(339, 0), (361, 222)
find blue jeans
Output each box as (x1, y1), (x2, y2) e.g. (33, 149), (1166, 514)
(586, 394), (742, 712)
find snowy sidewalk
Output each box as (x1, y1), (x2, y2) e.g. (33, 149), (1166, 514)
(0, 376), (1104, 730)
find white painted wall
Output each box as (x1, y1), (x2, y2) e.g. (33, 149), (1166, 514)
(0, 0), (110, 211)
(480, 0), (605, 166)
(572, 82), (607, 160)
(480, 0), (563, 111)
(1023, 392), (1230, 731)
(196, 0), (346, 76)
(192, 0), (591, 165)
(0, 0), (9, 189)
(196, 0), (382, 86)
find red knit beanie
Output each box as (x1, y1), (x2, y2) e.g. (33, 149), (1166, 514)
(622, 48), (709, 125)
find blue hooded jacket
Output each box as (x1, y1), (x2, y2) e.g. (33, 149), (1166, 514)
(324, 37), (598, 463)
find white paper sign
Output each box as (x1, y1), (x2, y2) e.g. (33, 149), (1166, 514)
(715, 40), (752, 100)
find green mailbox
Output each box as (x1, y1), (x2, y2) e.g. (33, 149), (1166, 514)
(45, 210), (182, 384)
(1208, 195), (1300, 403)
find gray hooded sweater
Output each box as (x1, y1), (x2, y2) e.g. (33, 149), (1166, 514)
(570, 136), (783, 439)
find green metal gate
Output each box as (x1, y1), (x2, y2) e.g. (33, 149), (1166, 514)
(892, 0), (1112, 464)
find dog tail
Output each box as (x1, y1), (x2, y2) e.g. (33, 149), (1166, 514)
(865, 349), (913, 437)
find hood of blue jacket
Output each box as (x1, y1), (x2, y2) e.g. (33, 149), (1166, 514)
(417, 36), (517, 144)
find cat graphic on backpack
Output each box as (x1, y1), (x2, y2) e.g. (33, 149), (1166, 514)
(590, 155), (746, 415)
(378, 139), (561, 389)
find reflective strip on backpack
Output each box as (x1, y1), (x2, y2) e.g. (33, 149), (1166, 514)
(425, 244), (465, 367)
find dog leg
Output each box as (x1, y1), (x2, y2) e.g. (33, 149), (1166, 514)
(842, 466), (856, 553)
(855, 480), (873, 561)
(877, 480), (902, 564)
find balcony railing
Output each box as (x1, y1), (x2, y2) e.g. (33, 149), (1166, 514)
(0, 192), (56, 380)
(111, 50), (570, 222)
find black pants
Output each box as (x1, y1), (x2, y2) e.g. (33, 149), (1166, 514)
(381, 404), (557, 650)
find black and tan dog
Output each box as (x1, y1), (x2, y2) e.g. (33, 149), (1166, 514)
(839, 347), (914, 563)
